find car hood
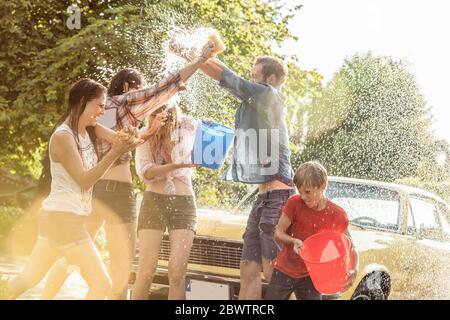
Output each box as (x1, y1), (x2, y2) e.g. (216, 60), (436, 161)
(196, 208), (247, 240)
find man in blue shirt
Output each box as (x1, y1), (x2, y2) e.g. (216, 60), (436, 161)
(193, 54), (295, 299)
(199, 56), (295, 299)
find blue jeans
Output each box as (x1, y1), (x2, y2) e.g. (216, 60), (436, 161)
(241, 189), (295, 264)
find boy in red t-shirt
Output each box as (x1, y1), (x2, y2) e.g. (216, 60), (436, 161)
(265, 161), (358, 300)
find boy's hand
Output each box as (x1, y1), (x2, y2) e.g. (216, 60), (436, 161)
(340, 247), (359, 292)
(340, 269), (358, 292)
(292, 238), (304, 255)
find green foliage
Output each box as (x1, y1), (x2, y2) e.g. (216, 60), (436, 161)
(396, 139), (450, 203)
(284, 60), (323, 151)
(296, 53), (436, 182)
(192, 165), (251, 210)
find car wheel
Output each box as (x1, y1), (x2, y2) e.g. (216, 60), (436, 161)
(352, 287), (385, 300)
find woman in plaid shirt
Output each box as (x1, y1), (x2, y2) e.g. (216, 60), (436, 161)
(41, 42), (214, 300)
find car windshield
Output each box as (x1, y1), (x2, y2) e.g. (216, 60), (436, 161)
(327, 181), (401, 231)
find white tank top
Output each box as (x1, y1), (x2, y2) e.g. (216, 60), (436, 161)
(41, 123), (98, 215)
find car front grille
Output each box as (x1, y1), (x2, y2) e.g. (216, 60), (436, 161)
(158, 236), (243, 269)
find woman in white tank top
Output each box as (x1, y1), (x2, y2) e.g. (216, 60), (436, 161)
(7, 79), (142, 300)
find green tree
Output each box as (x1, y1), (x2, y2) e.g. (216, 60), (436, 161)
(396, 140), (450, 203)
(284, 59), (323, 157)
(297, 53), (436, 182)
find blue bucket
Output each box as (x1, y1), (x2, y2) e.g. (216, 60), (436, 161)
(191, 120), (235, 170)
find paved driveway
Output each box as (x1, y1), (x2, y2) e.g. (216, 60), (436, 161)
(0, 254), (88, 300)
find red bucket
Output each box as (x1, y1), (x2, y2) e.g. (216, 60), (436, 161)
(299, 232), (352, 295)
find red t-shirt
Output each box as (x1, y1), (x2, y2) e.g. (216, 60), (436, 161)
(273, 194), (349, 279)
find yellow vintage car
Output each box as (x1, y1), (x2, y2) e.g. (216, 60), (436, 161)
(131, 176), (450, 300)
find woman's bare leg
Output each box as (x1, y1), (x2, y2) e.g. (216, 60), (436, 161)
(40, 218), (103, 299)
(104, 222), (136, 300)
(7, 238), (60, 300)
(63, 240), (111, 300)
(167, 229), (194, 300)
(131, 229), (163, 300)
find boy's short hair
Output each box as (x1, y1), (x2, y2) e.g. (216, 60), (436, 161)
(254, 56), (288, 81)
(293, 161), (328, 189)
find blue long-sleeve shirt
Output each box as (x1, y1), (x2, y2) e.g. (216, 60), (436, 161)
(219, 68), (294, 186)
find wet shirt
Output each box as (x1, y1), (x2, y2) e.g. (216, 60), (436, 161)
(273, 195), (349, 279)
(135, 116), (197, 194)
(97, 72), (186, 165)
(219, 68), (294, 186)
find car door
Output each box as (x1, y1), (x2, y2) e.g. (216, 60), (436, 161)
(407, 196), (450, 299)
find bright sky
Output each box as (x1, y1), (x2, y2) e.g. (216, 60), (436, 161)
(278, 0), (450, 144)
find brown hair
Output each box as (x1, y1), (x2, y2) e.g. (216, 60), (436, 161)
(108, 68), (144, 96)
(254, 56), (288, 82)
(293, 161), (328, 190)
(65, 79), (107, 149)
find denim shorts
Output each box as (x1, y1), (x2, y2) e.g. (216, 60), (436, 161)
(264, 269), (322, 300)
(90, 180), (137, 226)
(38, 210), (91, 251)
(138, 191), (197, 232)
(241, 189), (295, 264)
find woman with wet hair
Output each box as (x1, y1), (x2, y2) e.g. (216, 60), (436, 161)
(132, 103), (198, 300)
(41, 42), (214, 300)
(7, 79), (141, 300)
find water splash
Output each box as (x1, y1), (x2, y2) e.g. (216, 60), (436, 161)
(160, 26), (230, 118)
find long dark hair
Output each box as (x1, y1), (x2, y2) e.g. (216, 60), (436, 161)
(108, 68), (144, 96)
(37, 79), (107, 196)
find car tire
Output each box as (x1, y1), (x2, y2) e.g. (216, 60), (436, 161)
(352, 287), (385, 300)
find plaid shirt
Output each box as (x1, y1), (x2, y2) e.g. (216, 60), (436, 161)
(97, 72), (186, 164)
